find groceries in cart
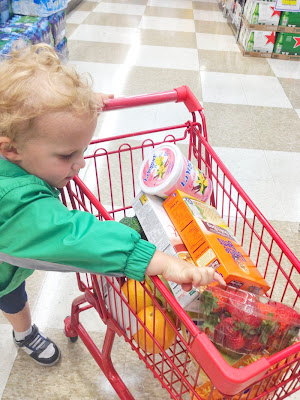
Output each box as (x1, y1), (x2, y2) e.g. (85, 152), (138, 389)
(190, 285), (300, 355)
(138, 142), (212, 202)
(163, 190), (270, 295)
(132, 191), (200, 309)
(120, 278), (176, 353)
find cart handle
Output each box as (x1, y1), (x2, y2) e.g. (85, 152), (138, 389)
(102, 85), (203, 113)
(190, 333), (271, 396)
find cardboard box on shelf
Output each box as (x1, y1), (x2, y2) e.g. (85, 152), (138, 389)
(239, 22), (276, 53)
(163, 190), (270, 295)
(132, 192), (199, 309)
(279, 11), (300, 27)
(244, 0), (281, 26)
(273, 31), (300, 55)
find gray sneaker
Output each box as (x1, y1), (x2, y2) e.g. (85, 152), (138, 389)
(13, 324), (61, 366)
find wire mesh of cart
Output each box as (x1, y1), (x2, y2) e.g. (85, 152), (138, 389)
(61, 86), (300, 400)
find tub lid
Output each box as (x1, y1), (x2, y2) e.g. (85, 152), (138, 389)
(138, 143), (183, 196)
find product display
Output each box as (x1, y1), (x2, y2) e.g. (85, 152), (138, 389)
(11, 0), (67, 17)
(274, 31), (300, 54)
(244, 0), (281, 26)
(279, 11), (300, 27)
(239, 23), (276, 53)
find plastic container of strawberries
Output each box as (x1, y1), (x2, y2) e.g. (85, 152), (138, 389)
(195, 285), (300, 356)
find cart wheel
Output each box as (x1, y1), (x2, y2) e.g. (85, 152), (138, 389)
(68, 336), (78, 343)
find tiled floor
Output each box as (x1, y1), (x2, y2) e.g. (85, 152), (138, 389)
(1, 0), (300, 399)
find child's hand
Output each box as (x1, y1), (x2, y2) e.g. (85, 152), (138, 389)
(145, 250), (226, 292)
(96, 92), (114, 113)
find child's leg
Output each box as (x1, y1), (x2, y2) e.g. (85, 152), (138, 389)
(2, 301), (31, 332)
(0, 281), (60, 366)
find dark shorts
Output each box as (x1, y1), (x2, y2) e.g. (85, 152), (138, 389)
(0, 281), (27, 314)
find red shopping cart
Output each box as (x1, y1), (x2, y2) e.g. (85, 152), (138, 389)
(62, 86), (300, 400)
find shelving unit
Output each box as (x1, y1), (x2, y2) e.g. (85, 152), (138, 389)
(219, 0), (300, 60)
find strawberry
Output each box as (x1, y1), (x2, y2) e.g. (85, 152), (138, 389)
(200, 286), (227, 315)
(226, 288), (261, 329)
(244, 335), (263, 353)
(226, 331), (246, 351)
(274, 303), (300, 334)
(208, 286), (228, 312)
(214, 317), (246, 351)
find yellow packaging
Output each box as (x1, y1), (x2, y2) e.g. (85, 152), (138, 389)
(163, 190), (270, 295)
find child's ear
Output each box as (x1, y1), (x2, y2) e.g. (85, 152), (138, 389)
(0, 137), (22, 161)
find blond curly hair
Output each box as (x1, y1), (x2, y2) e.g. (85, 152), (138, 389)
(0, 43), (98, 146)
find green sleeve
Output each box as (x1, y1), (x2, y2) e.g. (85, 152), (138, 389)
(0, 183), (156, 282)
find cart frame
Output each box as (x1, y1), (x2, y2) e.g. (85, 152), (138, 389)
(62, 86), (300, 400)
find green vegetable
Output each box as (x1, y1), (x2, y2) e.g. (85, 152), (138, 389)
(119, 216), (147, 240)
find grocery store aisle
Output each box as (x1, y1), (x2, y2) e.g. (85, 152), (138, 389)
(1, 0), (300, 399)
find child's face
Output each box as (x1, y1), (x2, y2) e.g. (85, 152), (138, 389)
(16, 112), (97, 188)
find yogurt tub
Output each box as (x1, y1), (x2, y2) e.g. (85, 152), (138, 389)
(138, 143), (212, 202)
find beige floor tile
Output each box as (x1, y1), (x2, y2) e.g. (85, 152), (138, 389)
(195, 20), (233, 35)
(193, 1), (220, 11)
(74, 0), (98, 11)
(83, 11), (141, 26)
(198, 49), (275, 76)
(202, 102), (264, 149)
(2, 328), (170, 400)
(279, 78), (300, 109)
(140, 29), (197, 48)
(68, 40), (130, 63)
(66, 23), (79, 38)
(0, 271), (46, 325)
(145, 5), (193, 19)
(254, 107), (300, 152)
(121, 66), (202, 100)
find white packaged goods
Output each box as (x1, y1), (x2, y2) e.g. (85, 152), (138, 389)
(245, 0), (281, 26)
(132, 192), (200, 308)
(240, 24), (276, 52)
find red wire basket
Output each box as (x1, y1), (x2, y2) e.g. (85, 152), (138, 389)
(61, 86), (300, 400)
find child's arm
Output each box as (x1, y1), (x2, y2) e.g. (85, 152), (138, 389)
(146, 250), (226, 292)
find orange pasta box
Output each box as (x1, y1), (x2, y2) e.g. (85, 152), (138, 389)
(163, 190), (270, 294)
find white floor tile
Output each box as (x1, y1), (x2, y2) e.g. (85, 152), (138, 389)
(238, 178), (288, 221)
(68, 24), (138, 44)
(148, 0), (192, 8)
(267, 58), (300, 79)
(0, 325), (17, 399)
(213, 147), (273, 181)
(265, 151), (300, 182)
(140, 16), (195, 32)
(274, 179), (300, 222)
(66, 10), (90, 24)
(32, 272), (107, 333)
(194, 9), (227, 22)
(93, 2), (146, 15)
(201, 72), (293, 107)
(295, 109), (300, 119)
(201, 71), (247, 104)
(196, 32), (240, 52)
(241, 75), (292, 108)
(68, 61), (122, 94)
(133, 45), (199, 71)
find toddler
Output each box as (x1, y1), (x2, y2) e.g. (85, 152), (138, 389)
(0, 43), (225, 367)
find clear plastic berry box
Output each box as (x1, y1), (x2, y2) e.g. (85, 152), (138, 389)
(196, 285), (300, 355)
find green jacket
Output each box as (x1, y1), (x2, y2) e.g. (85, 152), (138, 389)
(0, 158), (156, 298)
